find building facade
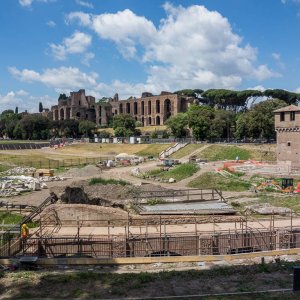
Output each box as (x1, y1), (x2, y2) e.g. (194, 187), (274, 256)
(274, 104), (300, 170)
(51, 89), (194, 127)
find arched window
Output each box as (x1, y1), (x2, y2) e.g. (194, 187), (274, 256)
(148, 101), (151, 114)
(60, 108), (65, 120)
(126, 103), (131, 114)
(141, 101), (145, 115)
(156, 115), (160, 125)
(156, 100), (160, 114)
(134, 102), (138, 115)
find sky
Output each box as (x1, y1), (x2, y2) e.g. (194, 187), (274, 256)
(1, 0), (300, 113)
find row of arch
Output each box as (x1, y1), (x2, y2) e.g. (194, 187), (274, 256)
(53, 107), (85, 121)
(119, 99), (171, 117)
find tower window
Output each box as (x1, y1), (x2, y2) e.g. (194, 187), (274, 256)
(280, 112), (285, 121)
(287, 142), (291, 147)
(290, 111), (295, 121)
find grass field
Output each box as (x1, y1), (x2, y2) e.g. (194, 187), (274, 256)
(0, 143), (171, 169)
(146, 163), (199, 181)
(198, 144), (276, 162)
(170, 143), (206, 159)
(188, 171), (252, 191)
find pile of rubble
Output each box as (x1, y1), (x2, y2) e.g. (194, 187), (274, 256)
(0, 167), (36, 176)
(0, 167), (68, 197)
(131, 167), (176, 183)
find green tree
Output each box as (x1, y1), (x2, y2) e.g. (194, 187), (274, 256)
(165, 113), (188, 138)
(264, 89), (300, 105)
(112, 114), (136, 131)
(235, 99), (287, 140)
(0, 110), (21, 138)
(39, 102), (43, 113)
(187, 105), (214, 140)
(79, 120), (96, 137)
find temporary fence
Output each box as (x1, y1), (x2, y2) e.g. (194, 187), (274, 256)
(2, 228), (300, 258)
(3, 156), (114, 169)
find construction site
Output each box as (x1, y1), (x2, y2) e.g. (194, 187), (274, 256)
(1, 139), (300, 298)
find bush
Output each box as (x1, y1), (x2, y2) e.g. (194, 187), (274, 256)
(89, 177), (129, 186)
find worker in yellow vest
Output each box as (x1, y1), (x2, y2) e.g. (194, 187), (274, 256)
(21, 223), (29, 239)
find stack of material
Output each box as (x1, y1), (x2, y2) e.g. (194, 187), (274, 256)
(34, 169), (54, 177)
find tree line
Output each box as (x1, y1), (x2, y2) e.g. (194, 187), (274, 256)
(0, 88), (297, 140)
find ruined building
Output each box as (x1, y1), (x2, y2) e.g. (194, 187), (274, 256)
(274, 104), (300, 170)
(50, 89), (194, 127)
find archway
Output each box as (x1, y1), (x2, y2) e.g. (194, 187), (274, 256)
(148, 117), (152, 125)
(60, 108), (65, 120)
(134, 102), (138, 115)
(164, 99), (172, 121)
(54, 109), (58, 121)
(119, 103), (123, 114)
(141, 101), (145, 115)
(148, 101), (151, 114)
(126, 103), (131, 114)
(156, 100), (160, 114)
(66, 107), (71, 120)
(156, 115), (160, 125)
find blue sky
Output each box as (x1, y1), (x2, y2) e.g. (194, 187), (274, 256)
(1, 0), (300, 112)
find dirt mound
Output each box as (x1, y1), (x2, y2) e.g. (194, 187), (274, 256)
(63, 165), (101, 178)
(41, 203), (128, 225)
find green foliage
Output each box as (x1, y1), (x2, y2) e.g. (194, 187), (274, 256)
(58, 93), (67, 100)
(147, 198), (166, 205)
(165, 113), (188, 138)
(98, 130), (111, 138)
(150, 131), (158, 138)
(188, 171), (252, 191)
(89, 177), (129, 186)
(187, 105), (214, 140)
(146, 163), (199, 181)
(113, 114), (140, 137)
(38, 102), (43, 113)
(113, 114), (136, 130)
(235, 99), (287, 140)
(135, 120), (143, 127)
(79, 120), (96, 137)
(0, 212), (23, 224)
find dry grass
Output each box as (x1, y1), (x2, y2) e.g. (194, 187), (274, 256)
(0, 143), (171, 168)
(97, 125), (167, 135)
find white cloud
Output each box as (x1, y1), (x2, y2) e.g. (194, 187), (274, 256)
(272, 52), (285, 69)
(47, 20), (56, 27)
(247, 85), (266, 92)
(67, 9), (156, 59)
(9, 66), (98, 91)
(75, 0), (94, 9)
(81, 52), (95, 66)
(67, 12), (92, 26)
(67, 4), (279, 91)
(19, 0), (55, 8)
(0, 90), (55, 113)
(8, 65), (153, 101)
(49, 31), (92, 60)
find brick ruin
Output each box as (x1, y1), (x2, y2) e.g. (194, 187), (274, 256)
(274, 104), (300, 170)
(50, 89), (195, 126)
